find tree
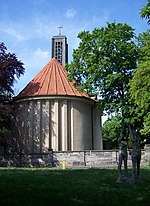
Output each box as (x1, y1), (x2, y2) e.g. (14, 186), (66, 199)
(140, 0), (150, 24)
(0, 42), (25, 139)
(0, 42), (24, 98)
(66, 22), (138, 121)
(129, 30), (150, 135)
(102, 115), (122, 149)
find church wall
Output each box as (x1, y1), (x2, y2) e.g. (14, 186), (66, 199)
(32, 101), (42, 152)
(12, 96), (102, 153)
(61, 100), (68, 150)
(41, 100), (50, 151)
(51, 100), (58, 151)
(71, 100), (92, 150)
(92, 107), (103, 150)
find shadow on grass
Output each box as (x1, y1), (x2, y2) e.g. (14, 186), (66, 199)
(0, 167), (150, 206)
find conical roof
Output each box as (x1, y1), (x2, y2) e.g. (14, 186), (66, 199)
(17, 58), (89, 98)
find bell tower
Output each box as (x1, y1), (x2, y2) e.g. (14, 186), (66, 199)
(51, 27), (68, 67)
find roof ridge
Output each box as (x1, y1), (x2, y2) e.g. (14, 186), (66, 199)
(59, 63), (76, 95)
(37, 64), (50, 95)
(46, 63), (53, 94)
(57, 62), (81, 96)
(54, 60), (57, 94)
(56, 62), (67, 95)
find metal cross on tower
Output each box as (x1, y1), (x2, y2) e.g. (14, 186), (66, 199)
(58, 26), (62, 35)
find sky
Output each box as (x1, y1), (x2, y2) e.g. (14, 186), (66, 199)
(0, 0), (149, 95)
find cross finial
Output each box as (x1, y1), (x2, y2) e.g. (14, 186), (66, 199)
(58, 26), (62, 35)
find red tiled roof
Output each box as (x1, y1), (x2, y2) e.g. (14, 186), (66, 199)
(17, 58), (89, 98)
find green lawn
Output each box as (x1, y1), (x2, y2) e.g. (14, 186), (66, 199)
(0, 167), (150, 206)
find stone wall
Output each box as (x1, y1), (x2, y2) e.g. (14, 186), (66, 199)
(53, 150), (147, 168)
(0, 146), (149, 168)
(144, 144), (150, 165)
(0, 153), (53, 167)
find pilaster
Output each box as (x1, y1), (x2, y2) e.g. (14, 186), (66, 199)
(62, 100), (67, 151)
(92, 106), (103, 150)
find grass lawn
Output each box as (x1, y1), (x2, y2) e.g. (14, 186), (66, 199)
(0, 167), (150, 206)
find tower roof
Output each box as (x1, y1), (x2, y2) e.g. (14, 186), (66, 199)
(17, 58), (89, 99)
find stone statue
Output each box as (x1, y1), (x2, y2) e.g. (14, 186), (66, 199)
(117, 135), (128, 182)
(131, 130), (141, 183)
(117, 123), (142, 184)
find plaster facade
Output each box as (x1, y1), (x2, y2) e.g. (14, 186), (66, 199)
(12, 96), (102, 153)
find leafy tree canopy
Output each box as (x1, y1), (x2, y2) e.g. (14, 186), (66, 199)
(0, 42), (25, 136)
(66, 22), (138, 118)
(102, 115), (122, 149)
(0, 42), (25, 100)
(129, 30), (150, 135)
(140, 0), (150, 24)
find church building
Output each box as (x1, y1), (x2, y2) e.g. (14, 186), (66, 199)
(11, 32), (103, 154)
